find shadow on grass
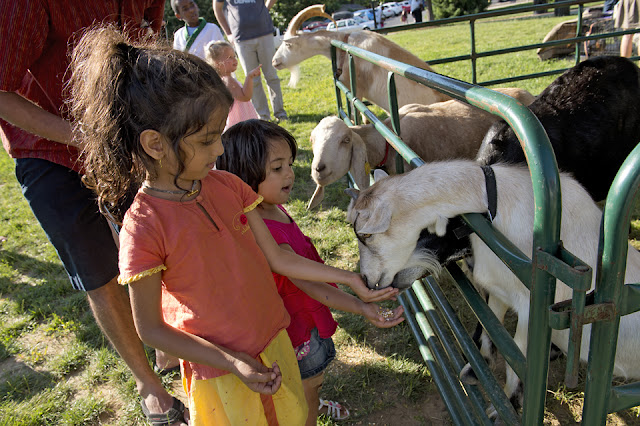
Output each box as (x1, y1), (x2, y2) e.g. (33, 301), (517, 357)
(0, 358), (57, 403)
(0, 250), (110, 349)
(322, 356), (434, 418)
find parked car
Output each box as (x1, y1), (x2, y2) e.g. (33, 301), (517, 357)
(383, 2), (403, 16)
(332, 11), (354, 20)
(302, 19), (330, 32)
(375, 4), (395, 18)
(399, 0), (411, 7)
(354, 8), (382, 27)
(327, 17), (374, 31)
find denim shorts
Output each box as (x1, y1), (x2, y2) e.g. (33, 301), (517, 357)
(15, 158), (119, 291)
(295, 328), (336, 379)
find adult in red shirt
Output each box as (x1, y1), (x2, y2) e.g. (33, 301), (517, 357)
(0, 2), (186, 424)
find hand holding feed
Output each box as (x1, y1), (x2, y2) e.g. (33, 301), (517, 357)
(349, 273), (399, 303)
(363, 303), (405, 328)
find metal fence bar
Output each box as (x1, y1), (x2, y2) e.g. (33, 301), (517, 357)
(330, 39), (561, 425)
(421, 274), (521, 424)
(581, 143), (640, 425)
(374, 0), (640, 85)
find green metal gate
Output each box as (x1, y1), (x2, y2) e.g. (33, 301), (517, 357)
(329, 34), (640, 424)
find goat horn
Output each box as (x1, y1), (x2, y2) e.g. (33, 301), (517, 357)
(286, 4), (336, 37)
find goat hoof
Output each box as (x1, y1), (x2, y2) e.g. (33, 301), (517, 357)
(460, 363), (480, 385)
(485, 404), (498, 421)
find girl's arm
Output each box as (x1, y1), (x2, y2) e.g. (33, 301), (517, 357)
(279, 244), (405, 327)
(222, 76), (250, 102)
(222, 68), (260, 102)
(128, 272), (282, 394)
(246, 209), (399, 303)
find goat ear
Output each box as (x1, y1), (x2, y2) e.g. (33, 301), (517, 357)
(350, 134), (370, 190)
(344, 187), (359, 201)
(307, 184), (324, 210)
(426, 215), (449, 237)
(358, 206), (392, 235)
(373, 169), (388, 182)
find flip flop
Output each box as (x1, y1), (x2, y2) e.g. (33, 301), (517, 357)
(140, 396), (185, 426)
(318, 398), (350, 421)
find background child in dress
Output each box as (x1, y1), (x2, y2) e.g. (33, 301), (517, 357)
(205, 40), (259, 130)
(68, 26), (398, 425)
(217, 119), (405, 424)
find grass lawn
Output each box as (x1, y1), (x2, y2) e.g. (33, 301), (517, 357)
(1, 11), (640, 425)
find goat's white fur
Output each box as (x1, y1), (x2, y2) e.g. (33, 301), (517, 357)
(347, 160), (640, 401)
(308, 88), (535, 209)
(273, 30), (450, 111)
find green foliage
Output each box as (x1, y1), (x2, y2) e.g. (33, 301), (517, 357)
(432, 0), (490, 19)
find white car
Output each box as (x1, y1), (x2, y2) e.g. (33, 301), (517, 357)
(375, 5), (395, 18)
(383, 2), (403, 16)
(327, 18), (374, 32)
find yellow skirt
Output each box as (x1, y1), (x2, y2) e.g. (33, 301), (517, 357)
(183, 330), (308, 425)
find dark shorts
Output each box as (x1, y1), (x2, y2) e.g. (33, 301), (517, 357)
(295, 328), (336, 380)
(15, 158), (119, 291)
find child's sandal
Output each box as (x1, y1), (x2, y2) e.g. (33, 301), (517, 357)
(318, 398), (350, 421)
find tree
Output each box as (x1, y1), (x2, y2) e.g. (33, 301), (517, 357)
(431, 0), (489, 19)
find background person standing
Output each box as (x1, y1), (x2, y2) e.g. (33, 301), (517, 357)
(213, 0), (288, 122)
(411, 0), (424, 23)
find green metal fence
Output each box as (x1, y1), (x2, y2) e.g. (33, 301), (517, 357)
(375, 0), (640, 86)
(329, 10), (640, 422)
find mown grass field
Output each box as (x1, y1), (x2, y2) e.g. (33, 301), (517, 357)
(1, 10), (640, 425)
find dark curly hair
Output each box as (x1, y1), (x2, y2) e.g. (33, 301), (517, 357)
(66, 25), (232, 223)
(216, 119), (297, 192)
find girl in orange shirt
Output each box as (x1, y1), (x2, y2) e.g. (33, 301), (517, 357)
(68, 26), (398, 425)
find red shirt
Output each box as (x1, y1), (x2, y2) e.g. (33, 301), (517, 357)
(0, 1), (164, 172)
(264, 206), (338, 348)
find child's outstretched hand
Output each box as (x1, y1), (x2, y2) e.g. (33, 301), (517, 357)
(233, 352), (282, 395)
(247, 65), (261, 79)
(363, 304), (405, 328)
(348, 273), (399, 303)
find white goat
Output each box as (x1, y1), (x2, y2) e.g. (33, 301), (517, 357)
(272, 5), (450, 111)
(346, 160), (640, 415)
(308, 88), (536, 209)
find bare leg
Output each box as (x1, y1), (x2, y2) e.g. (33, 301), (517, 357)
(155, 349), (180, 371)
(302, 372), (324, 426)
(621, 33), (633, 57)
(87, 277), (187, 425)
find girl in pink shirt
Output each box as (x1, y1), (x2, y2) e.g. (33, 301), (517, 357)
(68, 26), (398, 426)
(217, 119), (405, 425)
(205, 40), (259, 131)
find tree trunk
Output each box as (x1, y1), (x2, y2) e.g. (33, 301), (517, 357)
(533, 0), (548, 14)
(424, 0), (434, 20)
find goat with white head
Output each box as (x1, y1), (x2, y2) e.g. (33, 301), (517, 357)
(272, 5), (450, 112)
(307, 88), (536, 209)
(346, 160), (640, 416)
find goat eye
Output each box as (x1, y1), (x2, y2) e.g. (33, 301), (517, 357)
(359, 233), (372, 239)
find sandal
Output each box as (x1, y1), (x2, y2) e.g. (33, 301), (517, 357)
(140, 396), (185, 426)
(318, 398), (350, 421)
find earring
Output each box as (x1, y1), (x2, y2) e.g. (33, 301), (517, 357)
(158, 158), (162, 168)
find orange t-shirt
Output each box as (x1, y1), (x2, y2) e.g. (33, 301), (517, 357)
(118, 170), (290, 380)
